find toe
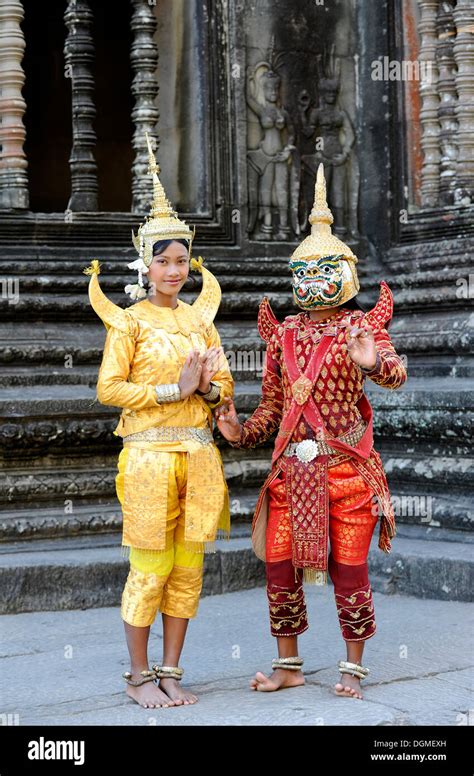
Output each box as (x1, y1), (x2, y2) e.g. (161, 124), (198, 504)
(255, 671), (268, 683)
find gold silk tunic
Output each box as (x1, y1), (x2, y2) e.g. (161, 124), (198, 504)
(92, 286), (234, 554)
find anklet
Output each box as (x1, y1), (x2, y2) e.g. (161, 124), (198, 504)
(123, 669), (157, 687)
(151, 664), (184, 681)
(337, 660), (370, 680)
(272, 656), (304, 671)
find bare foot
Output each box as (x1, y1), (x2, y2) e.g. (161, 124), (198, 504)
(125, 677), (176, 709)
(249, 668), (305, 692)
(334, 672), (363, 699)
(159, 677), (198, 705)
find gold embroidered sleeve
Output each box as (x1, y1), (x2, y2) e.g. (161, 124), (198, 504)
(363, 327), (407, 390)
(237, 331), (284, 448)
(96, 322), (160, 410)
(203, 321), (234, 409)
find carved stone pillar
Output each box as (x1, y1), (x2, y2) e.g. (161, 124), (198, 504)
(436, 0), (457, 205)
(64, 0), (97, 211)
(453, 0), (474, 203)
(0, 0), (28, 209)
(418, 0), (441, 208)
(130, 0), (159, 213)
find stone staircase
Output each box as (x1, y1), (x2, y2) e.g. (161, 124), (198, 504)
(0, 245), (472, 613)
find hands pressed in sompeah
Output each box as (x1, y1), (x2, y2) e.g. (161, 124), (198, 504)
(198, 346), (224, 394)
(178, 349), (203, 399)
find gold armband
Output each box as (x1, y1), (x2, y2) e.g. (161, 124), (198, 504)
(154, 383), (181, 403)
(197, 381), (220, 402)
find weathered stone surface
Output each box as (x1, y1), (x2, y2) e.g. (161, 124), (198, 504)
(0, 529), (472, 616)
(1, 586), (472, 727)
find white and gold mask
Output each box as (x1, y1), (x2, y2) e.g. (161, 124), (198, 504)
(289, 164), (360, 310)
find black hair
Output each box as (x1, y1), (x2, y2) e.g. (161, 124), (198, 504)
(152, 238), (190, 256)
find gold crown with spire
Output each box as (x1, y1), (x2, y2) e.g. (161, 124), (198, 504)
(123, 133), (195, 300)
(82, 133), (222, 329)
(290, 163), (359, 297)
(131, 132), (194, 268)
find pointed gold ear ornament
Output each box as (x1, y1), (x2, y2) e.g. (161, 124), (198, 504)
(83, 259), (132, 334)
(131, 230), (140, 253)
(190, 255), (222, 328)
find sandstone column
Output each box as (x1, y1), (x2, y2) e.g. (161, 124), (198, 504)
(436, 0), (458, 205)
(130, 0), (159, 213)
(418, 0), (441, 208)
(64, 0), (97, 211)
(0, 0), (28, 209)
(453, 0), (474, 203)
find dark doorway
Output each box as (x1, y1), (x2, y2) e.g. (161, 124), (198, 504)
(22, 0), (134, 213)
(23, 0), (70, 212)
(93, 0), (133, 212)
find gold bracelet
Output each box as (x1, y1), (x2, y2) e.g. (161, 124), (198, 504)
(154, 383), (181, 403)
(198, 381), (220, 402)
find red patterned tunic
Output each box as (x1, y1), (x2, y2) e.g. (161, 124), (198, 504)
(233, 282), (407, 573)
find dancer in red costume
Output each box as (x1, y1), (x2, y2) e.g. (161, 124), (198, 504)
(216, 165), (407, 699)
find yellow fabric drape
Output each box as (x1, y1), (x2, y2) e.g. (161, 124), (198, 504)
(116, 442), (230, 552)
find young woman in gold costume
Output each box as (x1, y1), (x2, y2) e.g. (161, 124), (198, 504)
(84, 136), (233, 709)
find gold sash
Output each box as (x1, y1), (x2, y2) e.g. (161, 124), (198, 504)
(121, 434), (229, 551)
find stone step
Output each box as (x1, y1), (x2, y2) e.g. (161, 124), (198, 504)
(0, 526), (471, 615)
(0, 288), (385, 321)
(0, 378), (470, 467)
(0, 369), (471, 538)
(0, 488), (259, 542)
(0, 472), (474, 542)
(0, 531), (264, 615)
(0, 254), (417, 324)
(0, 374), (472, 406)
(0, 252), (377, 278)
(0, 455), (470, 542)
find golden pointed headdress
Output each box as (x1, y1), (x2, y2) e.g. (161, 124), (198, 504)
(131, 133), (194, 269)
(83, 134), (223, 331)
(290, 164), (359, 297)
(291, 164), (360, 304)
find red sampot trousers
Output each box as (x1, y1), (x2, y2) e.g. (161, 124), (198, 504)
(266, 459), (378, 641)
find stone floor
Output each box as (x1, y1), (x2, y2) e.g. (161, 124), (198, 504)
(1, 585), (473, 726)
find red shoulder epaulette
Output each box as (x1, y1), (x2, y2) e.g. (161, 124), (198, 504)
(361, 281), (394, 333)
(257, 297), (280, 343)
